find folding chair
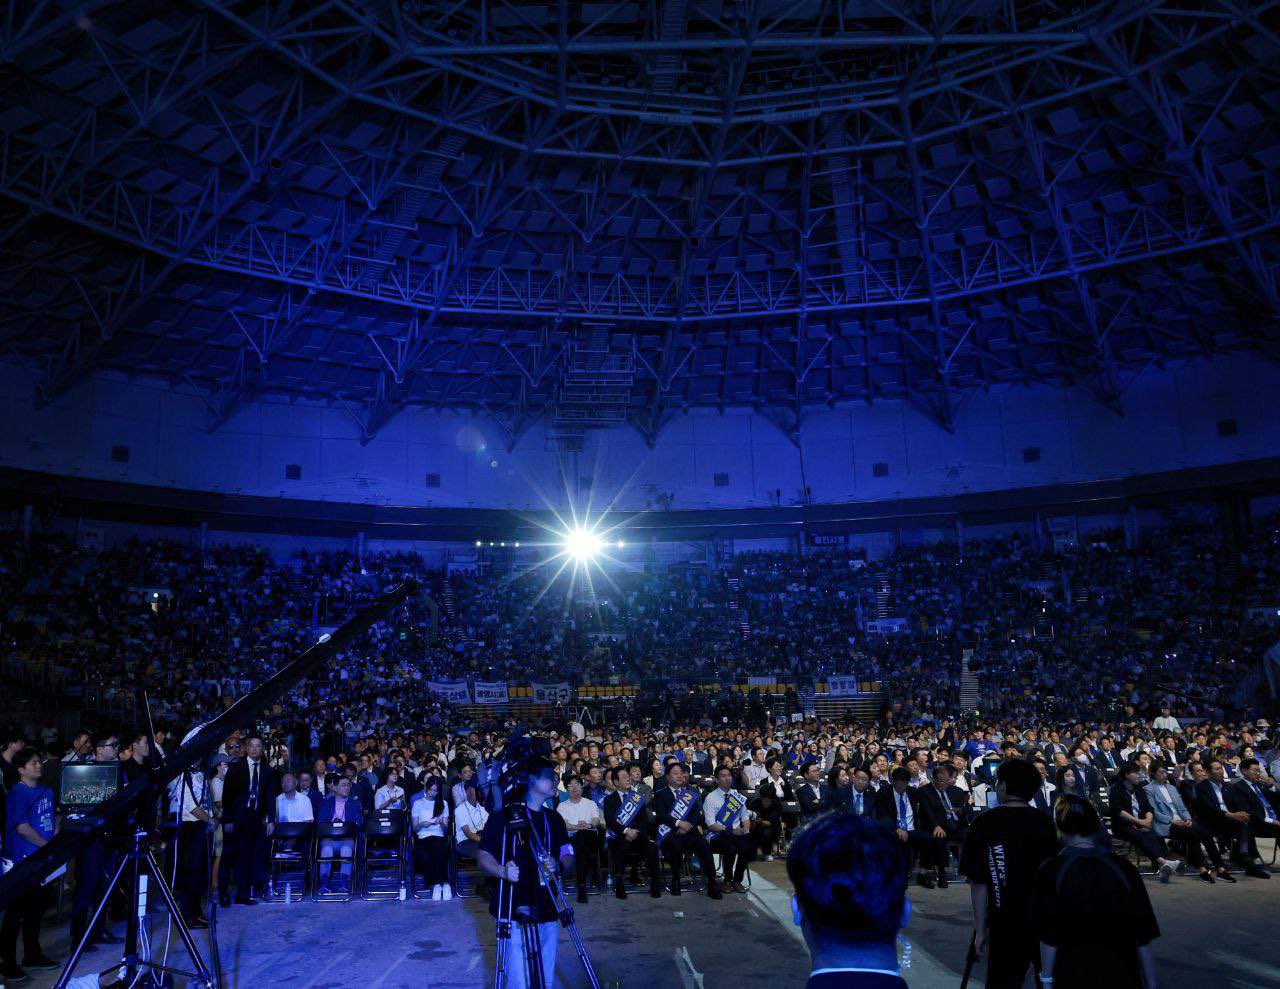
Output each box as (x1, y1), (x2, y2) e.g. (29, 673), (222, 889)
(312, 821), (360, 901)
(361, 810), (407, 900)
(267, 821), (313, 901)
(452, 831), (486, 899)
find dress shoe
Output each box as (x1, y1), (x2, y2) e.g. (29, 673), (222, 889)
(1244, 864), (1270, 879)
(916, 872), (936, 890)
(1198, 871), (1215, 884)
(96, 932), (124, 945)
(189, 916), (210, 929)
(1217, 870), (1237, 883)
(0, 963), (30, 983)
(24, 954), (60, 971)
(706, 881), (723, 900)
(936, 872), (950, 889)
(233, 896), (258, 906)
(649, 885), (662, 898)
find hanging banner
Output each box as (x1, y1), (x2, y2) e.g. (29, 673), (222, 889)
(427, 680), (471, 704)
(865, 618), (908, 635)
(532, 681), (574, 704)
(472, 680), (510, 705)
(827, 675), (861, 697)
(747, 676), (777, 686)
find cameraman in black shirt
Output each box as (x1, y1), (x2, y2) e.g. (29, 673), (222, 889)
(477, 762), (576, 989)
(960, 758), (1058, 989)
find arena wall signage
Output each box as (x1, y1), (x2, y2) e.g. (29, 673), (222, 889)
(826, 675), (861, 696)
(427, 680), (471, 704)
(472, 680), (510, 704)
(532, 681), (573, 703)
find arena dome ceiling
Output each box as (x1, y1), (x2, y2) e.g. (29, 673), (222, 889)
(0, 0), (1278, 447)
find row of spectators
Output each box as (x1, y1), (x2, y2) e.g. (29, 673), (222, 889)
(5, 514), (1278, 737)
(4, 701), (1278, 981)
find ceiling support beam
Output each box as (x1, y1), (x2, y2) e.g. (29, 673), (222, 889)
(898, 96), (955, 432)
(1017, 116), (1123, 413)
(1094, 32), (1280, 324)
(35, 47), (406, 403)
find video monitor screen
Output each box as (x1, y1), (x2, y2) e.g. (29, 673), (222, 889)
(58, 763), (121, 808)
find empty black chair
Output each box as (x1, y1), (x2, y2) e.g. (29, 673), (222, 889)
(362, 810), (407, 900)
(267, 821), (313, 901)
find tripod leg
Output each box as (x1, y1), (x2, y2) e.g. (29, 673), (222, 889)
(144, 851), (217, 986)
(53, 850), (131, 989)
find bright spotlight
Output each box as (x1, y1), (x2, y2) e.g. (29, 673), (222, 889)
(563, 527), (604, 562)
(615, 540), (625, 549)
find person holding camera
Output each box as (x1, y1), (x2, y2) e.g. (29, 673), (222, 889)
(477, 762), (576, 989)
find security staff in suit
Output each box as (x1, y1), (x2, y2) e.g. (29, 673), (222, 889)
(219, 733), (278, 906)
(652, 762), (723, 898)
(916, 764), (971, 887)
(602, 766), (661, 899)
(874, 767), (947, 889)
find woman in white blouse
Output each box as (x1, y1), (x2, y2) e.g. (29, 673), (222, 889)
(374, 767), (406, 812)
(411, 777), (452, 900)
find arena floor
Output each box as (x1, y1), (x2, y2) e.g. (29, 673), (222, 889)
(36, 847), (1280, 988)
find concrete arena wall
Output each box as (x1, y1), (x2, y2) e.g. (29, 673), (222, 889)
(2, 354), (1279, 512)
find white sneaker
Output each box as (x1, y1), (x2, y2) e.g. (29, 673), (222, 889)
(441, 884), (453, 901)
(1159, 862), (1174, 883)
(762, 855), (773, 862)
(431, 884), (443, 900)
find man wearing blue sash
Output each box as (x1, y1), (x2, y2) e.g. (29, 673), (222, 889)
(653, 763), (723, 899)
(704, 766), (757, 892)
(602, 767), (662, 899)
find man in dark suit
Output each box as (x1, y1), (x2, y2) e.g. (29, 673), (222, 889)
(1228, 759), (1280, 832)
(652, 762), (722, 898)
(874, 767), (947, 889)
(916, 764), (970, 887)
(848, 768), (876, 818)
(1068, 749), (1100, 794)
(1226, 758), (1280, 876)
(219, 733), (278, 906)
(1093, 737), (1122, 781)
(796, 762), (829, 819)
(791, 813), (908, 989)
(1109, 762), (1180, 880)
(602, 766), (661, 899)
(1190, 759), (1263, 876)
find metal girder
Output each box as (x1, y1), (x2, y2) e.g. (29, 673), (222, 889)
(898, 95), (956, 433)
(33, 48), (406, 402)
(353, 110), (568, 445)
(1015, 115), (1123, 412)
(0, 0), (1278, 430)
(1093, 31), (1280, 324)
